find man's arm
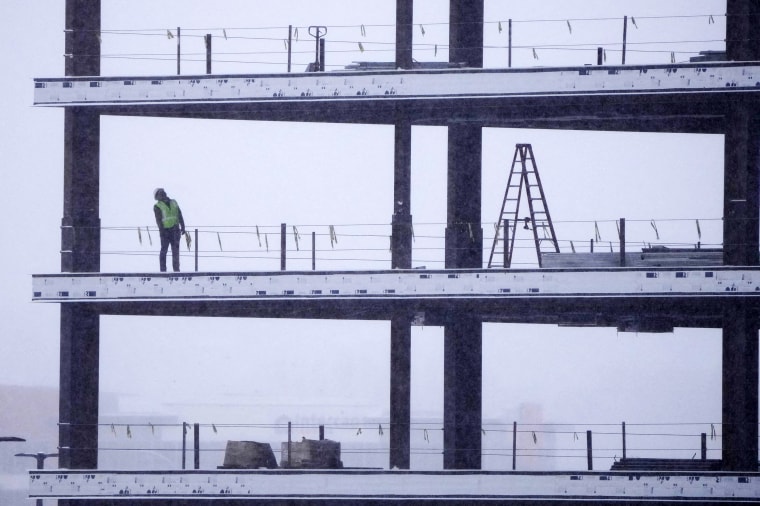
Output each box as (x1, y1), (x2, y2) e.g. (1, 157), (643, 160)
(154, 205), (163, 230)
(177, 206), (186, 234)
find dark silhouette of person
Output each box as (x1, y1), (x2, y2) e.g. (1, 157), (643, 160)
(153, 188), (186, 272)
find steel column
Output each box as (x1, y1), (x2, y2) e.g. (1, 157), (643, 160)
(726, 0), (760, 62)
(724, 0), (760, 267)
(449, 0), (484, 68)
(59, 0), (101, 477)
(395, 0), (414, 70)
(722, 300), (759, 471)
(62, 0), (101, 274)
(64, 0), (101, 77)
(721, 102), (759, 470)
(723, 101), (760, 266)
(720, 0), (760, 472)
(392, 121), (413, 269)
(389, 121), (412, 469)
(443, 314), (482, 469)
(445, 124), (483, 268)
(392, 0), (413, 269)
(389, 6), (413, 462)
(59, 304), (99, 470)
(390, 315), (411, 469)
(443, 0), (484, 470)
(61, 108), (101, 273)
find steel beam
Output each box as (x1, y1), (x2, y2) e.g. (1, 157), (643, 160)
(31, 468), (760, 501)
(34, 63), (757, 134)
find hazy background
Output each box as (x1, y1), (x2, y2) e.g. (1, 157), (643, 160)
(0, 0), (731, 500)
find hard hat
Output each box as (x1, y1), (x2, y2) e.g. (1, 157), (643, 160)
(153, 187), (165, 199)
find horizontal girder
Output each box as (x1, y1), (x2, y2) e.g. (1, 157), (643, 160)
(28, 468), (760, 501)
(33, 62), (760, 131)
(32, 267), (760, 330)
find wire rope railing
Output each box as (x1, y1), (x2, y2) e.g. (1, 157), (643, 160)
(60, 12), (729, 76)
(86, 216), (726, 272)
(55, 419), (735, 472)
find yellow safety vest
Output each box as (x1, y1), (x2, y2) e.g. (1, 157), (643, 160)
(155, 200), (180, 228)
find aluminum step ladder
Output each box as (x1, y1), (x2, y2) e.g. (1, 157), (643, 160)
(488, 144), (559, 268)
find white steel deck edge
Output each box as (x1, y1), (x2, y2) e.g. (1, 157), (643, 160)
(32, 267), (759, 302)
(33, 61), (760, 106)
(28, 469), (760, 500)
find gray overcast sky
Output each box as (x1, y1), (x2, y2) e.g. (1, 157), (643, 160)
(0, 0), (730, 470)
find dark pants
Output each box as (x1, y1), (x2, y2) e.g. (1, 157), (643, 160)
(159, 227), (181, 272)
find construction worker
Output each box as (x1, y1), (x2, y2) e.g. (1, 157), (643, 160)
(153, 188), (186, 272)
